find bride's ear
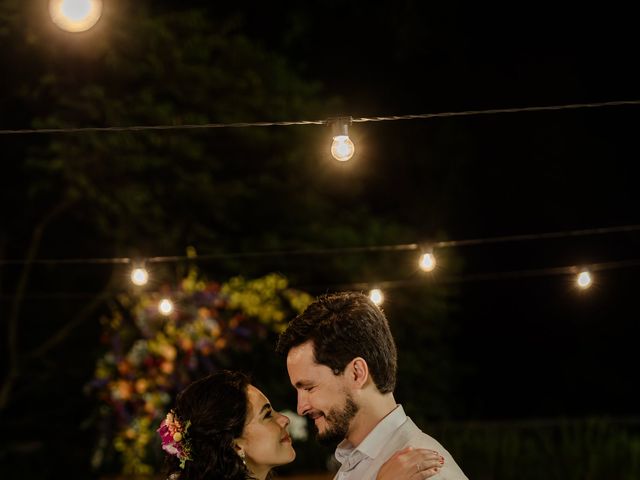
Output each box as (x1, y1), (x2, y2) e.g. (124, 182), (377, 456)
(233, 440), (247, 462)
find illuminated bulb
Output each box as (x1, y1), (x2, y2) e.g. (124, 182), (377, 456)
(49, 0), (103, 33)
(419, 253), (436, 272)
(329, 116), (355, 162)
(369, 288), (384, 306)
(159, 298), (174, 315)
(130, 267), (149, 286)
(576, 271), (592, 289)
(331, 135), (355, 162)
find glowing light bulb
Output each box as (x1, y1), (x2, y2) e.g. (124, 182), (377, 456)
(369, 288), (384, 306)
(159, 298), (174, 315)
(331, 135), (355, 161)
(576, 271), (592, 289)
(130, 267), (149, 286)
(328, 116), (355, 162)
(49, 0), (103, 33)
(419, 253), (436, 272)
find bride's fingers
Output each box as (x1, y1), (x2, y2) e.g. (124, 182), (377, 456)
(411, 455), (445, 479)
(417, 466), (442, 479)
(406, 450), (444, 466)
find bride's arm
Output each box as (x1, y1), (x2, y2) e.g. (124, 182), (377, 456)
(376, 446), (444, 480)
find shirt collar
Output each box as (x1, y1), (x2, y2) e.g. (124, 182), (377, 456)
(334, 405), (407, 464)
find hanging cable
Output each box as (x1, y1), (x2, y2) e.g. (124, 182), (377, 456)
(0, 100), (638, 136)
(1, 223), (638, 266)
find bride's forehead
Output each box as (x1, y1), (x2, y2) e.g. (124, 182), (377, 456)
(246, 384), (269, 409)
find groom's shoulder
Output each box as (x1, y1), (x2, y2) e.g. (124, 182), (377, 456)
(397, 416), (447, 450)
(399, 417), (470, 480)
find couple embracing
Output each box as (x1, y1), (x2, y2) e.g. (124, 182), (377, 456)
(158, 291), (469, 480)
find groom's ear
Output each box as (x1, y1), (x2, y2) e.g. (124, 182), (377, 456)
(349, 357), (369, 388)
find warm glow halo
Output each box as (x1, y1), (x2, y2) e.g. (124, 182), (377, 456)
(130, 267), (149, 286)
(159, 298), (174, 316)
(49, 0), (103, 33)
(331, 135), (355, 161)
(369, 288), (384, 305)
(576, 270), (592, 289)
(419, 253), (436, 272)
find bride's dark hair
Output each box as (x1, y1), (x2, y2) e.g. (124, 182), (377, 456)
(163, 370), (253, 480)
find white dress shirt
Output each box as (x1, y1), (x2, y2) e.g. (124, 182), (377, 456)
(333, 405), (468, 480)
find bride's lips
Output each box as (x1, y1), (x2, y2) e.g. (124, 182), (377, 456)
(280, 433), (292, 443)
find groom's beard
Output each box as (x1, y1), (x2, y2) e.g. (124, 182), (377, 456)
(315, 395), (359, 446)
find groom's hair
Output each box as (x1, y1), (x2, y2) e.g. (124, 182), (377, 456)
(276, 291), (397, 394)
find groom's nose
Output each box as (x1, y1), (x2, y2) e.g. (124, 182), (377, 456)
(297, 390), (310, 416)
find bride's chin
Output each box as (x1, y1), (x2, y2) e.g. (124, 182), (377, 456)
(285, 448), (296, 463)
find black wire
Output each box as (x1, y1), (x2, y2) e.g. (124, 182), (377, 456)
(4, 258), (639, 300)
(1, 100), (638, 136)
(1, 223), (638, 266)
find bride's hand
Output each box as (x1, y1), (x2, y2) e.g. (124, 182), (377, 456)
(376, 446), (444, 480)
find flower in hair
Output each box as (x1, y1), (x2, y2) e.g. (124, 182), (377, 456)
(157, 410), (192, 469)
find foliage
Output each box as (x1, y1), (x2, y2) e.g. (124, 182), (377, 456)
(432, 417), (640, 480)
(86, 271), (312, 475)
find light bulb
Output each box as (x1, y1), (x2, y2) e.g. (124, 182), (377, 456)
(130, 267), (149, 286)
(159, 298), (174, 315)
(419, 253), (436, 272)
(331, 135), (355, 161)
(369, 288), (384, 306)
(49, 0), (103, 33)
(576, 271), (592, 289)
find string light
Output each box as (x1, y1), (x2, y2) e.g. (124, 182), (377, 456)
(130, 266), (149, 286)
(9, 259), (640, 300)
(576, 270), (593, 289)
(2, 100), (637, 136)
(418, 250), (437, 272)
(329, 117), (355, 161)
(49, 0), (103, 33)
(158, 298), (174, 315)
(2, 224), (639, 267)
(369, 288), (384, 305)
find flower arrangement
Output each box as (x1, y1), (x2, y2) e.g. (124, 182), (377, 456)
(87, 269), (312, 475)
(157, 410), (192, 469)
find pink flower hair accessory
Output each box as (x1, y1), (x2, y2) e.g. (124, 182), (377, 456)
(157, 409), (192, 469)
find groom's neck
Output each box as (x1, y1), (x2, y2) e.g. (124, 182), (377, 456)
(345, 392), (397, 447)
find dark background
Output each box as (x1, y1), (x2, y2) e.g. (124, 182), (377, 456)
(1, 0), (639, 477)
(187, 0), (640, 419)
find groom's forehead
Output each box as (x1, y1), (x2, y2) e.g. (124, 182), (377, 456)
(286, 340), (316, 365)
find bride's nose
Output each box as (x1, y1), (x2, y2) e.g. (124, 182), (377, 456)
(277, 412), (290, 427)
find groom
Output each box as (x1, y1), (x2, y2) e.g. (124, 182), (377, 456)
(276, 291), (468, 480)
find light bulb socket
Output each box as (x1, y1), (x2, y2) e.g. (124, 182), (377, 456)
(328, 116), (352, 137)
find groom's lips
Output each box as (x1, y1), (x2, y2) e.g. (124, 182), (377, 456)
(309, 412), (325, 428)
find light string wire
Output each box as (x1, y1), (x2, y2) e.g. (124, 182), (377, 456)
(0, 100), (638, 136)
(322, 258), (640, 292)
(3, 258), (640, 300)
(1, 223), (639, 266)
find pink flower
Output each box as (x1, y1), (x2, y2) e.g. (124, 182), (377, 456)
(157, 410), (192, 468)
